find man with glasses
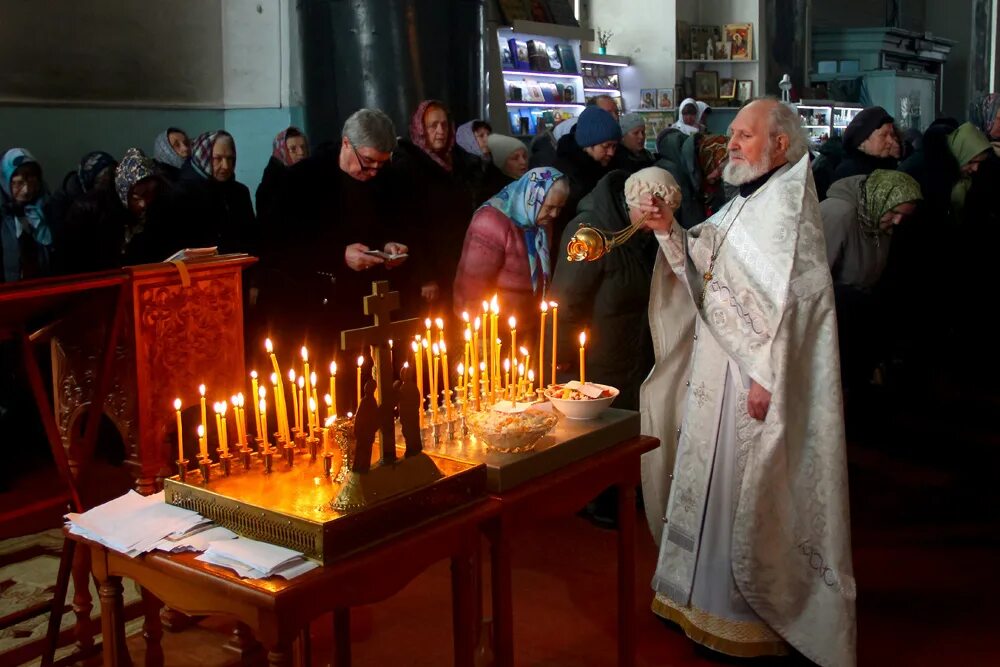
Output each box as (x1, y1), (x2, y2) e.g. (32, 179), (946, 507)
(257, 108), (414, 349)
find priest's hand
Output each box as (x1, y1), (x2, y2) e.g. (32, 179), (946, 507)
(383, 242), (409, 268)
(636, 194), (675, 232)
(747, 380), (771, 421)
(421, 282), (440, 302)
(344, 243), (383, 271)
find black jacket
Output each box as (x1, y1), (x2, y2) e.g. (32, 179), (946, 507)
(832, 149), (897, 182)
(549, 170), (657, 410)
(255, 156), (288, 233)
(610, 145), (655, 175)
(551, 133), (611, 242)
(173, 162), (257, 255)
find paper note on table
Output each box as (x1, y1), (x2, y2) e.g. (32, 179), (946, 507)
(564, 381), (606, 399)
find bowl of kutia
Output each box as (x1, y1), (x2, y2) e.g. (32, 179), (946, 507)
(544, 382), (619, 420)
(466, 407), (559, 453)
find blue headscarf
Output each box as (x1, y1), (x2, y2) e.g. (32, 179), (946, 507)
(483, 167), (565, 294)
(154, 127), (187, 169)
(456, 121), (483, 157)
(1, 148), (51, 246)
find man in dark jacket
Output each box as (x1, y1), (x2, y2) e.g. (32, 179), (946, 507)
(551, 106), (621, 242)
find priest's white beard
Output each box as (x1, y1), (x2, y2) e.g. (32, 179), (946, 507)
(723, 151), (772, 185)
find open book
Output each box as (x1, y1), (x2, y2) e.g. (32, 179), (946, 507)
(164, 247), (219, 262)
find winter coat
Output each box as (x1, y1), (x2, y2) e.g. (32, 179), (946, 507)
(255, 156), (288, 231)
(549, 170), (656, 410)
(832, 148), (897, 182)
(654, 129), (703, 229)
(474, 163), (514, 206)
(610, 145), (656, 175)
(173, 161), (257, 255)
(820, 176), (893, 292)
(551, 133), (611, 242)
(811, 137), (845, 201)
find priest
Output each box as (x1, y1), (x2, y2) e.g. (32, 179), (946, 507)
(638, 98), (856, 667)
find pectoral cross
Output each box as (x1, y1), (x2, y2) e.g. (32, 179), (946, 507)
(341, 281), (422, 465)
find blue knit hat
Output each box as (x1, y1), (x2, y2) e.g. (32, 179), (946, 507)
(575, 107), (622, 148)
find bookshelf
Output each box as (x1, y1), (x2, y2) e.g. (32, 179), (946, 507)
(488, 21), (594, 138)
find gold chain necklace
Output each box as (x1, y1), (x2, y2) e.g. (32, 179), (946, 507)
(697, 194), (754, 308)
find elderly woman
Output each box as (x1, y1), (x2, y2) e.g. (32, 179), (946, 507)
(456, 119), (493, 166)
(175, 130), (256, 253)
(475, 133), (529, 204)
(833, 106), (900, 182)
(672, 98), (709, 136)
(453, 167), (568, 327)
(611, 113), (655, 174)
(256, 126), (309, 228)
(395, 100), (477, 306)
(153, 127), (191, 181)
(1, 148), (54, 282)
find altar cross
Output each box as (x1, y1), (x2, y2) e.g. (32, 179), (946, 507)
(341, 281), (421, 465)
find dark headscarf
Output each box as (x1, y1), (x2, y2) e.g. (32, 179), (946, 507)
(969, 93), (1000, 140)
(154, 127), (187, 169)
(77, 151), (117, 193)
(115, 148), (156, 206)
(190, 130), (235, 180)
(843, 106), (894, 152)
(409, 100), (455, 172)
(858, 170), (922, 242)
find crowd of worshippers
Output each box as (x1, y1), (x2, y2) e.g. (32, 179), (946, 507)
(3, 92), (999, 398)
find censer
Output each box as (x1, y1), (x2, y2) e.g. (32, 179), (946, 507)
(565, 213), (650, 262)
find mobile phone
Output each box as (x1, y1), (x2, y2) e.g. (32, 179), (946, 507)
(364, 250), (408, 260)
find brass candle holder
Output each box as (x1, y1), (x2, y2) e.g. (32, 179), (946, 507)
(198, 456), (212, 484)
(218, 450), (233, 477)
(306, 436), (320, 461)
(176, 458), (189, 483)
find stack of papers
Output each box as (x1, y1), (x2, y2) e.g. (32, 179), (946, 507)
(66, 490), (316, 579)
(197, 539), (317, 579)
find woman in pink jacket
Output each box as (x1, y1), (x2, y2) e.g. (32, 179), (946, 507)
(453, 167), (568, 325)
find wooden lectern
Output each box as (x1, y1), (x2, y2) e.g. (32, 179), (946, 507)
(52, 255), (255, 493)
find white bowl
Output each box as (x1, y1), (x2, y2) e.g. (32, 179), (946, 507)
(466, 408), (559, 453)
(544, 383), (619, 420)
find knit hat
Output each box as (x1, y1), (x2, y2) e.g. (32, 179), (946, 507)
(487, 134), (526, 170)
(620, 112), (645, 135)
(624, 166), (682, 212)
(575, 107), (622, 148)
(843, 106), (894, 151)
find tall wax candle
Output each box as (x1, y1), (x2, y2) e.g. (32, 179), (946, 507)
(431, 343), (440, 418)
(411, 342), (424, 422)
(538, 301), (548, 387)
(288, 370), (299, 432)
(441, 343), (450, 418)
(435, 317), (444, 345)
(579, 332), (587, 384)
(329, 361), (338, 418)
(198, 384), (207, 444)
(250, 371), (261, 436)
(258, 399), (268, 448)
(197, 424), (207, 459)
(297, 376), (306, 432)
(174, 399), (183, 461)
(356, 356), (364, 408)
(220, 402), (229, 454)
(508, 317), (517, 388)
(550, 302), (559, 387)
(309, 372), (318, 430)
(301, 347), (311, 420)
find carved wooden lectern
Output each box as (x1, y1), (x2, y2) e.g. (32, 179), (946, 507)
(52, 255), (255, 493)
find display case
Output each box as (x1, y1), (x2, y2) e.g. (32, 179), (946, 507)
(796, 102), (863, 146)
(580, 52), (630, 115)
(490, 20), (593, 138)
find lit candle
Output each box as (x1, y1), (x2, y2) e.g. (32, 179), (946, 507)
(490, 295), (499, 391)
(220, 401), (229, 454)
(214, 403), (224, 454)
(250, 371), (262, 437)
(550, 301), (559, 387)
(473, 317), (482, 405)
(579, 331), (587, 384)
(388, 339), (394, 375)
(441, 342), (451, 418)
(518, 363), (525, 400)
(198, 384), (207, 444)
(173, 398), (183, 461)
(520, 347), (530, 397)
(435, 317), (444, 345)
(538, 301), (548, 388)
(431, 343), (441, 418)
(356, 355), (365, 409)
(528, 369), (535, 397)
(412, 341), (424, 424)
(503, 358), (511, 399)
(329, 361), (338, 419)
(231, 395), (243, 448)
(325, 393), (333, 421)
(424, 318), (432, 345)
(457, 362), (465, 408)
(309, 372), (318, 429)
(270, 372), (282, 437)
(197, 424), (207, 459)
(462, 329), (471, 393)
(508, 316), (517, 388)
(301, 346), (311, 422)
(288, 369), (299, 432)
(297, 375), (306, 433)
(237, 394), (248, 447)
(308, 397), (317, 436)
(258, 398), (268, 449)
(480, 302), (489, 388)
(265, 339), (290, 442)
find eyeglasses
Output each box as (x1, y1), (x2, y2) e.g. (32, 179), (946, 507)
(350, 142), (389, 172)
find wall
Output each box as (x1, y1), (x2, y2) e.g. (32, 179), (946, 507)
(925, 1), (974, 120)
(0, 0), (303, 200)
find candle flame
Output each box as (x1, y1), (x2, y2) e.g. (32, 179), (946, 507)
(250, 370), (258, 379)
(579, 332), (587, 346)
(324, 394), (332, 407)
(309, 396), (316, 412)
(422, 338), (429, 349)
(270, 372), (279, 385)
(435, 317), (444, 330)
(508, 316), (516, 329)
(439, 341), (447, 354)
(258, 386), (266, 399)
(464, 328), (472, 342)
(297, 375), (305, 388)
(310, 371), (317, 386)
(424, 317), (432, 328)
(482, 300), (489, 313)
(288, 368), (296, 382)
(403, 361), (410, 368)
(230, 395), (238, 406)
(259, 399), (266, 412)
(325, 416), (335, 427)
(491, 295), (499, 313)
(457, 362), (464, 374)
(503, 358), (510, 372)
(197, 424), (204, 437)
(330, 361), (337, 375)
(474, 316), (481, 330)
(541, 301), (548, 313)
(388, 339), (393, 349)
(518, 363), (525, 375)
(198, 384), (206, 396)
(220, 401), (228, 415)
(265, 338), (273, 353)
(462, 311), (469, 322)
(432, 343), (440, 355)
(213, 402), (221, 414)
(356, 355), (364, 367)
(301, 346), (309, 362)
(549, 301), (558, 308)
(411, 341), (419, 352)
(237, 393), (245, 407)
(480, 361), (487, 371)
(173, 398), (182, 410)
(528, 369), (535, 381)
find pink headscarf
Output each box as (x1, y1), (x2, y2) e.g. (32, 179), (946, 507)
(271, 127), (307, 167)
(409, 100), (455, 172)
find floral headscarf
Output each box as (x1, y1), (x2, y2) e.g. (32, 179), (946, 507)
(1, 148), (51, 245)
(969, 93), (1000, 139)
(858, 170), (922, 242)
(272, 127), (307, 166)
(483, 167), (565, 294)
(78, 151), (117, 193)
(153, 128), (187, 169)
(409, 100), (455, 172)
(455, 121), (483, 157)
(190, 130), (235, 180)
(115, 148), (157, 206)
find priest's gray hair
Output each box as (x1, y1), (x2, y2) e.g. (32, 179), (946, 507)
(342, 108), (398, 153)
(763, 98), (809, 163)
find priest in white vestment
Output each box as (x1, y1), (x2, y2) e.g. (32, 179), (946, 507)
(638, 99), (856, 667)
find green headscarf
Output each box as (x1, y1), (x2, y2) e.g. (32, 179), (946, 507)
(858, 170), (922, 241)
(948, 123), (991, 221)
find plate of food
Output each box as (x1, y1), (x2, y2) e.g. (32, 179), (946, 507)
(466, 408), (558, 453)
(544, 382), (619, 420)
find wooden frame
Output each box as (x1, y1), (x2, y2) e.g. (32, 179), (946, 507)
(639, 88), (656, 109)
(693, 70), (719, 101)
(724, 23), (753, 60)
(736, 79), (754, 102)
(656, 88), (674, 109)
(719, 78), (736, 99)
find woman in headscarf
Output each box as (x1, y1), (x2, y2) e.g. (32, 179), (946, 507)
(394, 100), (477, 308)
(456, 120), (492, 166)
(672, 98), (709, 136)
(611, 113), (655, 174)
(820, 169), (922, 404)
(50, 151), (118, 236)
(453, 167), (568, 328)
(174, 130), (256, 253)
(153, 127), (190, 181)
(833, 106), (900, 182)
(256, 126), (309, 229)
(969, 93), (1000, 155)
(475, 133), (529, 205)
(1, 149), (54, 282)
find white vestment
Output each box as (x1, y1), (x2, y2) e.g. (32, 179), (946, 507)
(639, 156), (857, 667)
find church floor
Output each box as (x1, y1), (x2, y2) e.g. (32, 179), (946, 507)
(7, 366), (999, 666)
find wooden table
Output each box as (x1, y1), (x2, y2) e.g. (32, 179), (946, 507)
(72, 500), (495, 667)
(485, 434), (658, 667)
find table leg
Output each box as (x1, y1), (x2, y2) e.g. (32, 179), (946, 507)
(227, 621), (265, 665)
(617, 482), (637, 667)
(98, 574), (130, 667)
(488, 520), (513, 667)
(72, 543), (96, 655)
(332, 608), (351, 667)
(451, 543), (477, 667)
(140, 587), (164, 667)
(294, 625), (312, 666)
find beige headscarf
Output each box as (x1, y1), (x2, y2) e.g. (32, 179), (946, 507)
(624, 166), (682, 212)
